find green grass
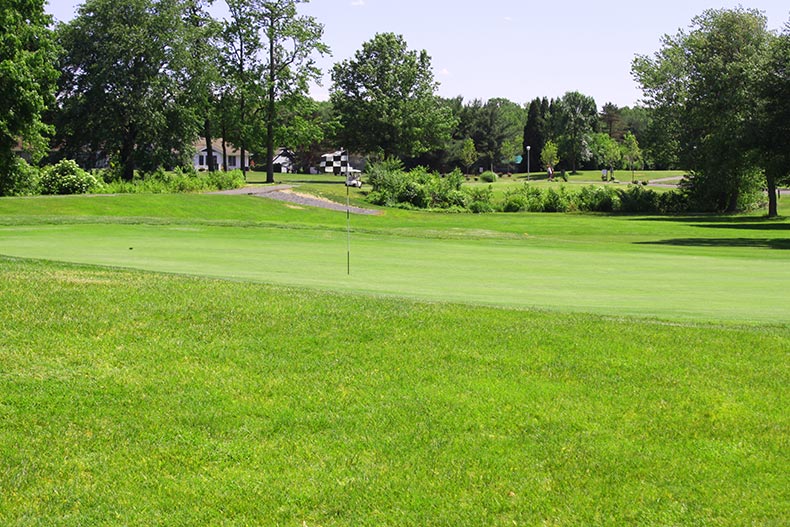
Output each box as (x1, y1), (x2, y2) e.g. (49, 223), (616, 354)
(0, 257), (787, 526)
(0, 190), (788, 525)
(0, 193), (788, 324)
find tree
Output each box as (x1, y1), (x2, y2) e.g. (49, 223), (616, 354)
(621, 131), (642, 181)
(460, 97), (525, 172)
(56, 0), (201, 180)
(633, 8), (772, 212)
(459, 138), (478, 175)
(599, 102), (624, 140)
(521, 97), (546, 174)
(554, 91), (598, 174)
(589, 133), (621, 177)
(182, 0), (222, 173)
(330, 33), (456, 160)
(0, 0), (58, 194)
(755, 23), (790, 217)
(221, 0), (268, 176)
(259, 0), (328, 183)
(541, 140), (559, 172)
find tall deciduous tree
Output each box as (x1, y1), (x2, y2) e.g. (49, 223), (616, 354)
(0, 0), (58, 193)
(755, 22), (790, 217)
(183, 0), (221, 172)
(221, 0), (267, 176)
(621, 131), (642, 181)
(57, 0), (201, 180)
(633, 7), (772, 212)
(554, 91), (598, 174)
(330, 33), (456, 160)
(259, 0), (327, 183)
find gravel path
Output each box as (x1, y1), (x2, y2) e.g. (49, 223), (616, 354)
(212, 185), (381, 215)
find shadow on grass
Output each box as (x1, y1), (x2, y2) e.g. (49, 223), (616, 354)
(636, 238), (790, 250)
(632, 215), (788, 223)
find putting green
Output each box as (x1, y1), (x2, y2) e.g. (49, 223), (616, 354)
(1, 220), (787, 324)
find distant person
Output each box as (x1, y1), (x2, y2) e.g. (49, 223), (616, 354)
(547, 166), (554, 181)
(602, 168), (608, 181)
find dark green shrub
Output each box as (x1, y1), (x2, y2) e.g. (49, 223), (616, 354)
(616, 185), (660, 213)
(502, 188), (527, 212)
(40, 159), (99, 195)
(0, 156), (40, 196)
(466, 185), (494, 213)
(207, 169), (245, 190)
(577, 185), (618, 212)
(479, 170), (497, 183)
(542, 187), (569, 212)
(658, 190), (689, 214)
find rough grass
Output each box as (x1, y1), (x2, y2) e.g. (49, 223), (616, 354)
(0, 191), (788, 525)
(0, 257), (787, 526)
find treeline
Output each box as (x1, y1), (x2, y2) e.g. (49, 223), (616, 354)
(1, 2), (788, 214)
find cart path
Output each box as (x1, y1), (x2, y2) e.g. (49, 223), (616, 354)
(211, 185), (382, 215)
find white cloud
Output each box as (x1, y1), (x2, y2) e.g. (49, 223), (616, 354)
(439, 68), (450, 76)
(350, 0), (365, 6)
(503, 16), (514, 22)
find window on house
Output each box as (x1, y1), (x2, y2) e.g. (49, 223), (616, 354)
(199, 155), (205, 166)
(228, 156), (237, 167)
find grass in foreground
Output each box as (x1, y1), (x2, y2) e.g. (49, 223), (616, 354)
(0, 257), (787, 526)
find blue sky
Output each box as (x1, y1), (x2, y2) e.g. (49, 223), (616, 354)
(46, 0), (789, 108)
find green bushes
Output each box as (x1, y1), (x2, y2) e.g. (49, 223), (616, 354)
(40, 160), (100, 195)
(0, 157), (41, 196)
(365, 160), (690, 214)
(367, 162), (467, 210)
(479, 171), (497, 183)
(99, 167), (245, 194)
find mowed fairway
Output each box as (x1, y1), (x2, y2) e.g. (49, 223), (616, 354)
(0, 192), (789, 525)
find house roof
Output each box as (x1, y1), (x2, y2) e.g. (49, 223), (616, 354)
(193, 139), (243, 154)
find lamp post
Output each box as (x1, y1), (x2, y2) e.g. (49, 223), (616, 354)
(526, 145), (531, 181)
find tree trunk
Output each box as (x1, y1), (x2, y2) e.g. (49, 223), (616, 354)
(766, 167), (778, 218)
(204, 119), (214, 172)
(120, 127), (136, 182)
(266, 33), (276, 184)
(221, 133), (228, 172)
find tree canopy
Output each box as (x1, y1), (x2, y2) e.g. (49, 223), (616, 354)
(56, 0), (201, 180)
(0, 0), (58, 194)
(633, 7), (773, 212)
(330, 33), (456, 159)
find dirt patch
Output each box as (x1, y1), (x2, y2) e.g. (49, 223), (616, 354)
(212, 185), (381, 215)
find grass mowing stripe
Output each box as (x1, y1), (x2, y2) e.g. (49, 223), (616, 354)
(0, 258), (787, 525)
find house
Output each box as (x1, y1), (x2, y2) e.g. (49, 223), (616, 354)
(193, 140), (250, 171)
(319, 150), (363, 175)
(272, 148), (296, 173)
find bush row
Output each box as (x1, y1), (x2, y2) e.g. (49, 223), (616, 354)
(500, 184), (689, 214)
(363, 163), (692, 214)
(0, 159), (246, 196)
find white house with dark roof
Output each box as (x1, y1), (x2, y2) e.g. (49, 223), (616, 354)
(193, 140), (250, 171)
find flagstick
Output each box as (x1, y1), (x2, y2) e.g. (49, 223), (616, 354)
(345, 149), (351, 276)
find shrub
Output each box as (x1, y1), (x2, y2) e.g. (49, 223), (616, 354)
(465, 185), (494, 213)
(576, 185), (618, 212)
(479, 170), (497, 183)
(0, 156), (40, 196)
(502, 188), (527, 212)
(542, 186), (569, 212)
(207, 169), (245, 191)
(616, 185), (660, 213)
(40, 159), (99, 195)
